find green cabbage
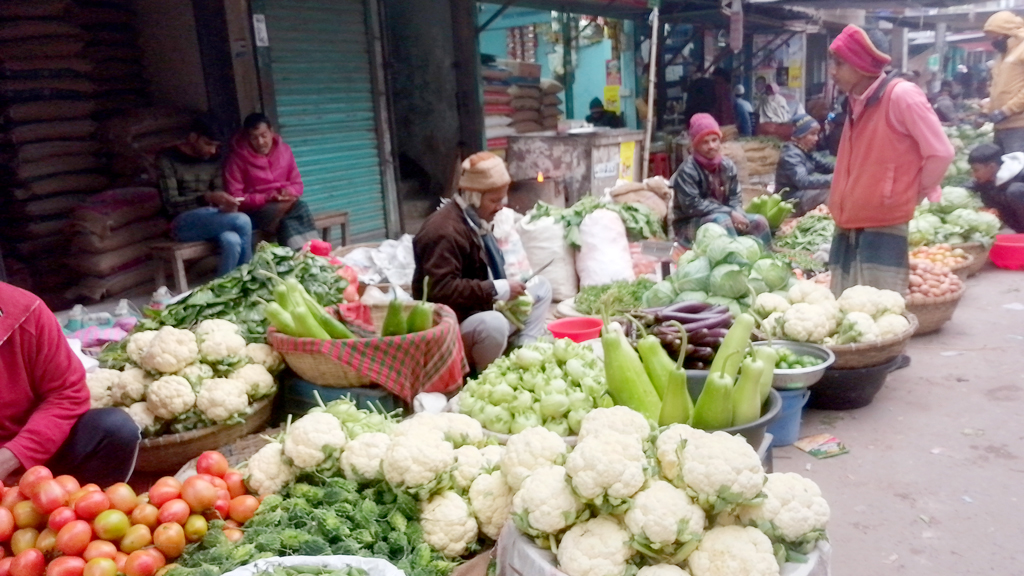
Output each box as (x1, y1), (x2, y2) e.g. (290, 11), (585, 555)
(734, 236), (764, 263)
(709, 263), (750, 299)
(694, 222), (730, 252)
(642, 280), (677, 308)
(935, 187), (982, 214)
(909, 213), (943, 246)
(705, 237), (751, 266)
(747, 275), (770, 295)
(674, 290), (709, 303)
(671, 256), (712, 292)
(750, 258), (791, 291)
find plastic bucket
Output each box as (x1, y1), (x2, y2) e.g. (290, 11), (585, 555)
(989, 234), (1024, 270)
(766, 388), (810, 447)
(548, 317), (603, 342)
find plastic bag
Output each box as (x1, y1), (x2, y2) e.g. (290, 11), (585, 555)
(576, 209), (635, 287)
(220, 556), (404, 576)
(492, 208), (533, 280)
(517, 214), (577, 301)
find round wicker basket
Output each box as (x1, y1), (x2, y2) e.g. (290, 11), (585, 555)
(826, 312), (918, 370)
(948, 253), (975, 283)
(952, 242), (990, 277)
(136, 398), (274, 474)
(906, 285), (966, 336)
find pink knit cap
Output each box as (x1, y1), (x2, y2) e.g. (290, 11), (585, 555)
(688, 113), (721, 147)
(830, 24), (891, 76)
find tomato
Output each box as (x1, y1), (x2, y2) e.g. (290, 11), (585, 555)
(146, 483), (179, 510)
(12, 501), (44, 530)
(221, 471), (246, 500)
(53, 477), (80, 496)
(30, 480), (67, 515)
(17, 468), (53, 500)
(45, 556), (86, 576)
(10, 528), (39, 555)
(73, 492), (110, 521)
(33, 528), (57, 555)
(83, 540), (118, 561)
(0, 507), (14, 541)
(222, 528), (243, 543)
(55, 520), (92, 556)
(118, 525), (151, 554)
(0, 558), (12, 576)
(92, 509), (129, 541)
(129, 503), (159, 530)
(112, 554), (127, 574)
(9, 549), (45, 576)
(83, 559), (117, 576)
(46, 506), (77, 533)
(152, 523), (185, 559)
(156, 500), (189, 526)
(2, 487), (26, 509)
(182, 515), (207, 543)
(123, 550), (164, 576)
(222, 520), (240, 529)
(209, 496), (229, 521)
(195, 453), (229, 479)
(154, 564), (177, 576)
(103, 484), (137, 515)
(179, 478), (216, 514)
(79, 485), (101, 494)
(228, 496), (259, 524)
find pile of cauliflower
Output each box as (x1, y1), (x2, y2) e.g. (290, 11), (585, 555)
(86, 320), (284, 437)
(754, 281), (912, 345)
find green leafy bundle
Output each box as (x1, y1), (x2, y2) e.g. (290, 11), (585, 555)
(574, 279), (656, 315)
(774, 214), (835, 252)
(530, 197), (665, 248)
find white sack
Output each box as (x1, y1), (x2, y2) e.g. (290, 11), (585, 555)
(516, 214), (577, 301)
(576, 208), (634, 287)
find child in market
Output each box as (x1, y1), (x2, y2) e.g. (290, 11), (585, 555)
(968, 142), (1024, 232)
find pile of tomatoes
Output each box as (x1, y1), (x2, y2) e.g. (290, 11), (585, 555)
(0, 452), (260, 576)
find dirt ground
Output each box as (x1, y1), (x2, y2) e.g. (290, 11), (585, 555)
(773, 263), (1024, 574)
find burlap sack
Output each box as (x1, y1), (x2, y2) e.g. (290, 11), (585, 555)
(721, 141), (750, 189)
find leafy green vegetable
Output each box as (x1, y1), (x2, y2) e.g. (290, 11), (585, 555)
(641, 280), (677, 308)
(693, 222), (730, 252)
(574, 279), (656, 315)
(933, 187), (982, 214)
(670, 256), (712, 293)
(530, 197), (665, 248)
(750, 258), (791, 291)
(709, 264), (750, 299)
(774, 214), (836, 252)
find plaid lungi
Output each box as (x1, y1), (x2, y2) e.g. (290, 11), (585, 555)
(250, 199), (318, 249)
(829, 224), (909, 296)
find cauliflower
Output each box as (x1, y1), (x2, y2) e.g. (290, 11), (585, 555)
(126, 330), (158, 364)
(230, 364), (276, 400)
(452, 445), (487, 490)
(877, 289), (906, 316)
(564, 432), (646, 507)
(787, 281), (835, 307)
(577, 406), (651, 442)
(761, 312), (784, 339)
(836, 285), (886, 318)
(419, 491), (478, 558)
(141, 327), (199, 374)
(875, 313), (911, 340)
(121, 402), (161, 436)
(678, 431), (766, 514)
(198, 331), (247, 364)
(146, 375), (197, 419)
(110, 367), (152, 406)
(836, 311), (879, 344)
(382, 428), (455, 498)
(243, 343), (285, 374)
(511, 465), (586, 537)
(687, 525), (779, 576)
(341, 432), (391, 482)
(245, 442), (296, 497)
(625, 480), (705, 559)
(479, 444), (503, 469)
(469, 470), (512, 540)
(779, 303), (835, 343)
(656, 424), (712, 484)
(196, 378), (250, 423)
(736, 473), (830, 556)
(392, 412), (483, 447)
(638, 566), (691, 576)
(176, 363), (213, 389)
(283, 412), (347, 469)
(753, 293), (791, 318)
(556, 516), (635, 576)
(86, 369), (118, 408)
(501, 426), (568, 490)
(194, 319), (241, 337)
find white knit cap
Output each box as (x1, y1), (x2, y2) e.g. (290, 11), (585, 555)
(459, 152), (511, 193)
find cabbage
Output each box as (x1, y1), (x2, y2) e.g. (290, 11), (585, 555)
(972, 211), (1002, 238)
(747, 275), (770, 295)
(671, 256), (712, 292)
(935, 187), (982, 214)
(642, 280), (677, 308)
(674, 290), (709, 303)
(947, 208), (1001, 244)
(705, 237), (751, 266)
(908, 213), (943, 246)
(676, 250), (699, 268)
(709, 263), (750, 299)
(734, 236), (764, 263)
(750, 258), (791, 291)
(694, 222), (730, 252)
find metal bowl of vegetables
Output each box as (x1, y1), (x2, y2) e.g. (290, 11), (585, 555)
(752, 341), (835, 390)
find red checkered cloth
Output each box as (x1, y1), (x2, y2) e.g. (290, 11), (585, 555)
(268, 303), (468, 403)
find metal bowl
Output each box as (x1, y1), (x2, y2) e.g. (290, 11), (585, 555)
(752, 341), (835, 390)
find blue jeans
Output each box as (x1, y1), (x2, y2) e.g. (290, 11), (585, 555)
(172, 207), (253, 276)
(48, 408), (140, 486)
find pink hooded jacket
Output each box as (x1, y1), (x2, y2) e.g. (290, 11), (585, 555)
(224, 132), (304, 212)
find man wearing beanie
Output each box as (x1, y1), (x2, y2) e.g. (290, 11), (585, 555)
(827, 24), (953, 295)
(412, 152), (552, 372)
(585, 97), (624, 128)
(775, 113), (833, 217)
(670, 113), (771, 246)
(983, 11), (1024, 153)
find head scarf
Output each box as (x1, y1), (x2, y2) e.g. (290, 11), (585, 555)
(688, 113), (723, 171)
(791, 114), (819, 139)
(760, 83), (792, 124)
(829, 25), (891, 76)
(734, 84), (745, 97)
(984, 11), (1024, 62)
(455, 152), (509, 281)
(590, 97), (604, 111)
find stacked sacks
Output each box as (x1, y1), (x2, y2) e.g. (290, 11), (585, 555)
(499, 59), (544, 134)
(75, 1), (149, 114)
(98, 106), (194, 186)
(539, 78), (564, 131)
(481, 64), (515, 158)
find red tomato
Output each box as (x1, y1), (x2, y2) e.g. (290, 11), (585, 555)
(228, 496), (259, 524)
(52, 477), (80, 496)
(222, 528), (243, 543)
(55, 520), (92, 556)
(10, 528), (39, 555)
(2, 487), (26, 509)
(83, 540), (118, 561)
(195, 453), (229, 479)
(79, 485), (101, 494)
(179, 478), (216, 514)
(9, 549), (45, 576)
(221, 471), (246, 500)
(73, 492), (110, 521)
(30, 481), (67, 515)
(152, 523), (185, 559)
(118, 525), (151, 554)
(46, 506), (77, 533)
(92, 509), (129, 541)
(112, 554), (127, 574)
(11, 502), (44, 530)
(103, 484), (137, 515)
(33, 528), (57, 555)
(145, 483), (179, 510)
(129, 503), (159, 530)
(45, 556), (85, 576)
(123, 550), (163, 576)
(182, 515), (207, 543)
(0, 557), (12, 576)
(0, 507), (14, 541)
(17, 468), (53, 500)
(83, 559), (117, 576)
(156, 500), (189, 526)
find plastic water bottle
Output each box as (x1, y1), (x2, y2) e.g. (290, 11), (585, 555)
(150, 287), (173, 311)
(65, 304), (86, 332)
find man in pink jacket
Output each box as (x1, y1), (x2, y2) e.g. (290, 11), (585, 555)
(224, 113), (318, 250)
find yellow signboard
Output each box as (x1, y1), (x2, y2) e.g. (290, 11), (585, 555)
(619, 141), (636, 181)
(604, 85), (621, 113)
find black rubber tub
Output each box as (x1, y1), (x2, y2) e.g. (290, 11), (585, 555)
(807, 355), (903, 410)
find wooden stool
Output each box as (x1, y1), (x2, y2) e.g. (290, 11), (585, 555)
(151, 241), (217, 293)
(314, 211), (349, 247)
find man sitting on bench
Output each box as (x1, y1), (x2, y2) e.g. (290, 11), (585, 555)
(157, 117), (253, 276)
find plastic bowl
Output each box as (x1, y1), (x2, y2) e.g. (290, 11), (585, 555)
(687, 373), (782, 449)
(807, 355), (902, 410)
(752, 341), (835, 390)
(989, 234), (1024, 270)
(548, 317), (603, 343)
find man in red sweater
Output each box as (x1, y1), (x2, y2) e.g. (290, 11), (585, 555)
(1, 282), (139, 485)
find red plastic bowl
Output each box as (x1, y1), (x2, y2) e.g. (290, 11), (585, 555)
(990, 234), (1024, 270)
(548, 317), (603, 343)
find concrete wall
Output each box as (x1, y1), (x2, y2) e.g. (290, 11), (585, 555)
(135, 0), (208, 111)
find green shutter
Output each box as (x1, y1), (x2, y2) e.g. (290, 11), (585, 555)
(261, 0), (387, 241)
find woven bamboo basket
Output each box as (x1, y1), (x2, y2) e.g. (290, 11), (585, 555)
(906, 285), (966, 336)
(136, 398), (274, 474)
(948, 253), (975, 283)
(952, 242), (990, 277)
(826, 312), (918, 370)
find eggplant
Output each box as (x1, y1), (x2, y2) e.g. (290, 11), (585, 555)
(663, 301), (713, 314)
(687, 346), (717, 361)
(657, 311), (727, 323)
(681, 314), (733, 332)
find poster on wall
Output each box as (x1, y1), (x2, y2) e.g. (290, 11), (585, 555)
(604, 85), (621, 113)
(606, 59), (622, 86)
(752, 33), (806, 109)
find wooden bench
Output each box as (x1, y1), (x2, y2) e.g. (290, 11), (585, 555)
(152, 210), (350, 293)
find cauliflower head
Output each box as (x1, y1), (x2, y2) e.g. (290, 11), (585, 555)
(341, 432), (391, 482)
(501, 426), (568, 490)
(638, 566), (691, 576)
(656, 424), (712, 484)
(453, 445), (487, 490)
(736, 473), (829, 551)
(230, 364), (276, 400)
(875, 313), (911, 340)
(245, 442), (296, 497)
(146, 375), (197, 419)
(565, 432), (646, 505)
(112, 367), (152, 405)
(577, 406), (651, 442)
(86, 369), (118, 408)
(556, 516), (635, 576)
(787, 281), (835, 307)
(679, 431), (766, 514)
(625, 480), (705, 556)
(780, 303), (834, 343)
(836, 285), (886, 318)
(127, 330), (158, 365)
(753, 293), (791, 318)
(469, 470), (512, 540)
(122, 402), (160, 436)
(141, 327), (199, 374)
(479, 444), (503, 469)
(419, 491), (478, 558)
(198, 331), (247, 364)
(194, 319), (241, 337)
(393, 412), (484, 448)
(511, 465), (586, 537)
(196, 378), (250, 423)
(877, 289), (906, 316)
(244, 343), (285, 374)
(177, 363), (214, 389)
(382, 428), (455, 497)
(284, 412), (348, 469)
(761, 312), (784, 339)
(687, 525), (779, 576)
(837, 311), (879, 344)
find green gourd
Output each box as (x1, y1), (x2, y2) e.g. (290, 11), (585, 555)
(381, 295), (408, 337)
(406, 277), (435, 333)
(265, 302), (297, 336)
(658, 331), (693, 427)
(601, 322), (662, 421)
(732, 355), (765, 427)
(753, 346), (779, 404)
(691, 351), (737, 431)
(708, 313), (756, 380)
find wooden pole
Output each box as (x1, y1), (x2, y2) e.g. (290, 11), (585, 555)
(642, 7), (660, 180)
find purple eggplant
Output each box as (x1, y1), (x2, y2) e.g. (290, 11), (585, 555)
(681, 314), (733, 332)
(657, 311), (726, 323)
(663, 301), (713, 314)
(687, 346), (716, 361)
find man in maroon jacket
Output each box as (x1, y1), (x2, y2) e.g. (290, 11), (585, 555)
(0, 282), (139, 485)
